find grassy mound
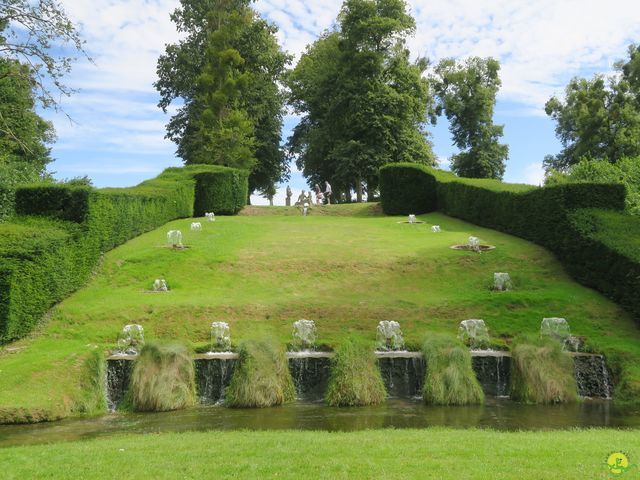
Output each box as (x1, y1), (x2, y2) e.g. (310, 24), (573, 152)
(422, 334), (484, 405)
(225, 338), (295, 408)
(510, 337), (578, 404)
(325, 339), (386, 407)
(129, 343), (196, 412)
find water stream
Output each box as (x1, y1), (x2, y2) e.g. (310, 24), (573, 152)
(1, 398), (639, 448)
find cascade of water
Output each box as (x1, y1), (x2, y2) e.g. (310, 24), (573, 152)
(116, 324), (144, 355)
(194, 358), (236, 404)
(458, 319), (491, 350)
(153, 279), (168, 292)
(540, 318), (571, 344)
(210, 322), (231, 352)
(376, 321), (405, 351)
(574, 355), (613, 399)
(468, 236), (480, 252)
(106, 359), (133, 411)
(493, 273), (512, 291)
(292, 320), (317, 350)
(288, 356), (331, 401)
(167, 230), (183, 248)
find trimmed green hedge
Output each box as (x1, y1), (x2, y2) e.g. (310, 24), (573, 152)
(193, 169), (248, 216)
(379, 164), (438, 215)
(379, 163), (636, 322)
(1, 165), (248, 343)
(565, 209), (640, 319)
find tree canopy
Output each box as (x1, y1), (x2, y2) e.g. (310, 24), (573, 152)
(544, 44), (640, 171)
(155, 0), (290, 197)
(287, 0), (436, 201)
(432, 57), (508, 179)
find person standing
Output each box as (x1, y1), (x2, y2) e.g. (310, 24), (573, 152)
(286, 185), (292, 206)
(324, 181), (332, 205)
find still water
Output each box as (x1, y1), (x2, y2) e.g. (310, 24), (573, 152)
(1, 398), (639, 448)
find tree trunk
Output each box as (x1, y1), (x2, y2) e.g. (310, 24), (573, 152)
(356, 179), (363, 203)
(367, 177), (376, 202)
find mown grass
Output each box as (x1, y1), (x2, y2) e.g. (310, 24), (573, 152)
(127, 343), (196, 412)
(511, 337), (578, 404)
(1, 203), (640, 421)
(225, 338), (295, 408)
(325, 339), (386, 406)
(422, 334), (484, 405)
(0, 428), (638, 479)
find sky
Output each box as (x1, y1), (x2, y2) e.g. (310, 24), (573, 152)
(38, 0), (640, 205)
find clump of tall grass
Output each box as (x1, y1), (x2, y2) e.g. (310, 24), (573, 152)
(325, 339), (386, 407)
(422, 334), (484, 405)
(128, 343), (196, 412)
(510, 336), (577, 404)
(72, 349), (107, 415)
(225, 338), (295, 408)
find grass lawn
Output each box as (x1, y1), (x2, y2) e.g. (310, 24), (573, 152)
(1, 204), (639, 421)
(0, 428), (638, 479)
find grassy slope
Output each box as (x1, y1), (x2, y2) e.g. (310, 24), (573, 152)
(1, 429), (638, 479)
(1, 204), (639, 420)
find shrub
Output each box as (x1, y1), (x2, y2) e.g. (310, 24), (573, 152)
(510, 337), (578, 404)
(325, 339), (386, 407)
(225, 338), (295, 408)
(379, 163), (438, 215)
(193, 168), (249, 216)
(128, 343), (196, 412)
(422, 334), (484, 406)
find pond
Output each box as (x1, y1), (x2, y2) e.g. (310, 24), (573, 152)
(1, 398), (639, 448)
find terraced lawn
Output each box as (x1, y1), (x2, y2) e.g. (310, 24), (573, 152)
(1, 204), (639, 422)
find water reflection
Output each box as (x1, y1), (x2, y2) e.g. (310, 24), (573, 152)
(0, 398), (639, 448)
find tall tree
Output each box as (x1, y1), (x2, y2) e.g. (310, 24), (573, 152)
(0, 0), (89, 111)
(433, 57), (508, 179)
(287, 0), (435, 202)
(544, 44), (640, 171)
(155, 0), (290, 195)
(0, 58), (54, 220)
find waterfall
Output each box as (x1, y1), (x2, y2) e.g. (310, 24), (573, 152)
(377, 356), (425, 398)
(573, 355), (613, 399)
(288, 357), (331, 401)
(194, 358), (236, 405)
(471, 355), (510, 397)
(106, 359), (133, 411)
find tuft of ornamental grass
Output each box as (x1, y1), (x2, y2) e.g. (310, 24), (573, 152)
(225, 338), (295, 408)
(128, 342), (196, 412)
(325, 339), (386, 407)
(422, 334), (484, 406)
(510, 336), (578, 404)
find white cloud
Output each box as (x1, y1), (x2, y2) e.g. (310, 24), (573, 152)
(523, 162), (546, 186)
(41, 0), (640, 186)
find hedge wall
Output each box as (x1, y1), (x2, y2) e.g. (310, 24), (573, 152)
(565, 209), (640, 319)
(380, 163), (637, 322)
(1, 165), (247, 343)
(193, 169), (249, 216)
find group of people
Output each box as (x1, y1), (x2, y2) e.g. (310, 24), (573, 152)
(286, 181), (332, 209)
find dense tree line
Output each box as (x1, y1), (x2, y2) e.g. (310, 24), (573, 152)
(545, 45), (640, 214)
(160, 0), (508, 202)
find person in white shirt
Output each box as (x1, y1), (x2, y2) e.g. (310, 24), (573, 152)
(324, 181), (332, 204)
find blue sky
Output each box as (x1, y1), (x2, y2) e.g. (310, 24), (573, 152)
(39, 0), (640, 204)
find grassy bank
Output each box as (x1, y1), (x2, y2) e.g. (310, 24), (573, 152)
(0, 428), (638, 479)
(1, 204), (640, 421)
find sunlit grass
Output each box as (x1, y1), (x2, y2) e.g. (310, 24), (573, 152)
(1, 203), (639, 420)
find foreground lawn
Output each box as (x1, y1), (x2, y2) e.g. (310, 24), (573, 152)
(1, 204), (639, 421)
(1, 428), (638, 479)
